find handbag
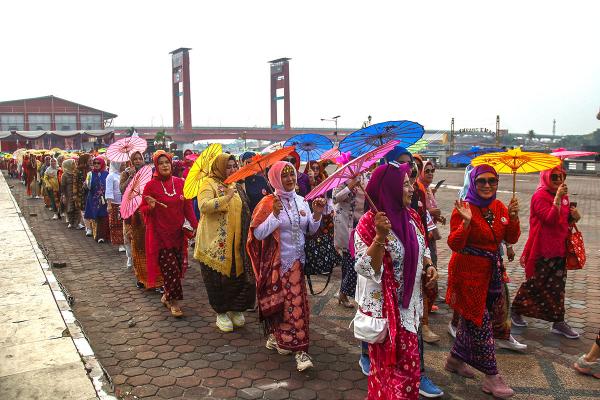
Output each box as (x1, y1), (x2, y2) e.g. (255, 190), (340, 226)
(350, 309), (388, 344)
(565, 224), (586, 270)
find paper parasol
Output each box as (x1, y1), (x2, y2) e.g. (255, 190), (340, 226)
(183, 143), (222, 199)
(107, 136), (147, 162)
(471, 147), (561, 196)
(120, 165), (154, 219)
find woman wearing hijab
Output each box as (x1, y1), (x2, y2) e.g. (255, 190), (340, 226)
(248, 161), (325, 372)
(141, 151), (198, 317)
(194, 153), (255, 332)
(282, 151), (310, 196)
(60, 159), (80, 228)
(354, 162), (436, 399)
(511, 166), (582, 339)
(40, 156), (52, 208)
(84, 157), (110, 243)
(447, 166), (527, 352)
(445, 165), (520, 399)
(105, 160), (125, 251)
(42, 158), (61, 220)
(121, 151), (157, 286)
(75, 154), (92, 233)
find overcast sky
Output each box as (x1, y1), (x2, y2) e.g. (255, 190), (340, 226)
(2, 1), (599, 135)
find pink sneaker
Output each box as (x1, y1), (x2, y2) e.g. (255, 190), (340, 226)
(482, 374), (514, 399)
(445, 355), (475, 378)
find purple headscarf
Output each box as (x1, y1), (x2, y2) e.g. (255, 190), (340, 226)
(365, 162), (419, 309)
(464, 164), (498, 208)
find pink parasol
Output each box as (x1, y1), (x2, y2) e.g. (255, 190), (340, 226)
(120, 165), (165, 218)
(107, 136), (147, 162)
(319, 146), (341, 161)
(305, 140), (400, 210)
(550, 147), (598, 160)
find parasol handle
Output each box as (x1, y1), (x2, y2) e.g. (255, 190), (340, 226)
(512, 170), (516, 198)
(143, 195), (167, 208)
(357, 182), (379, 213)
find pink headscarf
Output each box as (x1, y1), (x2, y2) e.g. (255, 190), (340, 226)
(536, 166), (566, 193)
(267, 161), (296, 200)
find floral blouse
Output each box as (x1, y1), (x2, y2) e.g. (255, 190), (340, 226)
(354, 220), (429, 334)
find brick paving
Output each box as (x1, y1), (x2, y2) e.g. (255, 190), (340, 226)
(5, 169), (600, 399)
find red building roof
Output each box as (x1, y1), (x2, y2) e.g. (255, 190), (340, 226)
(0, 95), (117, 119)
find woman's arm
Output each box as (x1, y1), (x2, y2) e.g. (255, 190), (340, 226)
(333, 186), (353, 204)
(447, 208), (472, 252)
(105, 175), (115, 201)
(354, 233), (384, 283)
(184, 198), (198, 229)
(253, 213), (281, 240)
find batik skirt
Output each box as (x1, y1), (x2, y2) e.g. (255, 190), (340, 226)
(108, 205), (124, 245)
(340, 250), (357, 298)
(368, 325), (420, 399)
(272, 261), (310, 353)
(200, 261), (256, 314)
(91, 216), (109, 242)
(158, 247), (184, 302)
(511, 257), (567, 322)
(128, 213), (163, 289)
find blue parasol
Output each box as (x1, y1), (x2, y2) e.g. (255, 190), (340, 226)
(284, 133), (333, 162)
(448, 146), (503, 165)
(339, 120), (424, 157)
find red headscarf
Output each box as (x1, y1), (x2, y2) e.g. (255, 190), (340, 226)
(152, 151), (172, 178)
(92, 156), (106, 172)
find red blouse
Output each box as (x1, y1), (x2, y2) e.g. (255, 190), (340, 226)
(445, 199), (520, 326)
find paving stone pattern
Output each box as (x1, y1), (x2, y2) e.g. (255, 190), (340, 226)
(6, 169), (600, 400)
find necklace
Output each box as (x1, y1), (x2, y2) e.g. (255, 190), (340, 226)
(161, 178), (176, 197)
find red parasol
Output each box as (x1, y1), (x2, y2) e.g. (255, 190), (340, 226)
(224, 146), (296, 185)
(305, 140), (400, 211)
(120, 165), (165, 218)
(107, 136), (147, 162)
(550, 147), (598, 160)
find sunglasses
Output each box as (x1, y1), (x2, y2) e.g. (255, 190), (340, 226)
(284, 157), (295, 163)
(410, 170), (418, 178)
(475, 177), (499, 187)
(551, 173), (565, 181)
(310, 166), (320, 170)
(93, 161), (100, 165)
(424, 168), (435, 174)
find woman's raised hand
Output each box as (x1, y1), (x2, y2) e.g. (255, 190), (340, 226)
(374, 212), (391, 239)
(272, 198), (283, 217)
(454, 200), (472, 225)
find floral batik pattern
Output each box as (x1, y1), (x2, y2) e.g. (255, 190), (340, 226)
(159, 248), (184, 301)
(451, 308), (498, 375)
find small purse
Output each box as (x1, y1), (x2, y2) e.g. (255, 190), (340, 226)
(350, 309), (388, 344)
(566, 224), (586, 270)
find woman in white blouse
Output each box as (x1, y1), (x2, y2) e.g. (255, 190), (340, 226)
(248, 161), (325, 372)
(353, 162), (438, 400)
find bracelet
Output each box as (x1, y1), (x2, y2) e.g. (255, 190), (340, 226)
(373, 239), (386, 248)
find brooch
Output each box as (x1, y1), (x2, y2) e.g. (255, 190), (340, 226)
(300, 210), (307, 217)
(500, 216), (508, 225)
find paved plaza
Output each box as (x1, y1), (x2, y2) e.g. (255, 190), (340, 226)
(2, 168), (600, 399)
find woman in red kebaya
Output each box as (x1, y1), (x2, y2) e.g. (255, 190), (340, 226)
(141, 151), (197, 317)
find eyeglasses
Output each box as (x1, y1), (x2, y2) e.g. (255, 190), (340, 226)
(310, 166), (320, 171)
(93, 161), (100, 165)
(410, 170), (418, 178)
(550, 173), (565, 181)
(284, 158), (295, 163)
(475, 177), (499, 187)
(424, 168), (435, 174)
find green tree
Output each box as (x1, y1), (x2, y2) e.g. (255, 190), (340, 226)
(154, 130), (171, 150)
(527, 129), (536, 143)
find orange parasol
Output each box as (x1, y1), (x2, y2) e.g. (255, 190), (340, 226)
(471, 147), (561, 196)
(224, 146), (296, 185)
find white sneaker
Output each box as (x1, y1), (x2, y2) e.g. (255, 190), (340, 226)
(496, 335), (527, 352)
(227, 311), (245, 327)
(77, 223), (85, 230)
(85, 229), (92, 237)
(97, 238), (105, 244)
(447, 321), (457, 339)
(67, 224), (73, 229)
(295, 351), (313, 371)
(52, 214), (58, 220)
(126, 257), (133, 270)
(266, 334), (292, 355)
(216, 313), (233, 332)
(118, 245), (126, 252)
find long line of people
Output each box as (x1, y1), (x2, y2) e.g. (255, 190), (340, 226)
(8, 145), (597, 399)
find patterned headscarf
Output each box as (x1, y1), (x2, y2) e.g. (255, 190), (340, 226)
(464, 164), (498, 208)
(152, 151), (172, 179)
(62, 159), (76, 175)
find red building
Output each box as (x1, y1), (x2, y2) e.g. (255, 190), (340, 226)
(0, 95), (117, 152)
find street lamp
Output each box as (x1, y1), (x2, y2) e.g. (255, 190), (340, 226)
(321, 115), (341, 143)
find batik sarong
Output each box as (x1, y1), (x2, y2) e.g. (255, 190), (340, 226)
(511, 257), (566, 322)
(159, 247), (184, 301)
(200, 260), (255, 314)
(108, 205), (124, 245)
(272, 260), (310, 353)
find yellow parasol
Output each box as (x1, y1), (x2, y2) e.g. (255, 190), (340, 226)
(183, 143), (223, 199)
(471, 147), (561, 196)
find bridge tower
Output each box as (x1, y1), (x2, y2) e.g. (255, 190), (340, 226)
(170, 48), (192, 131)
(269, 58), (291, 130)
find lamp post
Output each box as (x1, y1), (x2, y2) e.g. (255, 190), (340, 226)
(321, 115), (341, 143)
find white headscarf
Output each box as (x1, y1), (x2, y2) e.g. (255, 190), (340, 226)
(108, 160), (122, 175)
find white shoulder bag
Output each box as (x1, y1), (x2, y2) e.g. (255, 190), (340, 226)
(350, 309), (388, 344)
